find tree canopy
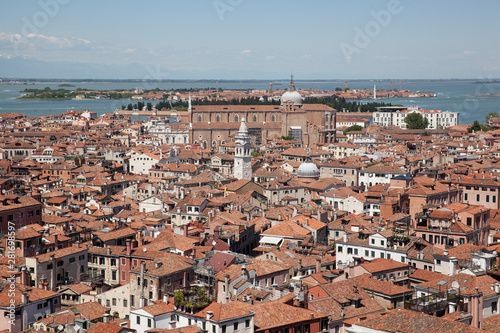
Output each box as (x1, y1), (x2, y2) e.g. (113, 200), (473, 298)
(404, 113), (429, 129)
(467, 120), (492, 133)
(343, 124), (363, 135)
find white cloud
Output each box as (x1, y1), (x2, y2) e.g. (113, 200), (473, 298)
(0, 32), (92, 60)
(124, 48), (137, 54)
(463, 50), (477, 55)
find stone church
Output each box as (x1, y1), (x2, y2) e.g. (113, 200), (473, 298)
(188, 77), (337, 148)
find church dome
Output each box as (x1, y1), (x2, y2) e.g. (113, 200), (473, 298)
(297, 162), (319, 178)
(281, 90), (302, 106)
(281, 74), (302, 106)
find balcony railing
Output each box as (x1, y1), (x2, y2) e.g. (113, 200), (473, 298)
(404, 293), (465, 314)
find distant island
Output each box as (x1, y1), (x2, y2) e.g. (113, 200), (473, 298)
(17, 86), (436, 103)
(58, 83), (76, 87)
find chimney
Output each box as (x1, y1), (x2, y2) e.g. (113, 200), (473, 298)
(21, 293), (29, 305)
(241, 265), (249, 281)
(126, 240), (132, 255)
(107, 246), (111, 255)
(224, 274), (230, 304)
(139, 297), (146, 308)
(155, 261), (162, 269)
(298, 259), (303, 273)
(20, 267), (28, 286)
(103, 314), (110, 324)
(75, 241), (80, 248)
(50, 255), (56, 291)
(183, 224), (188, 237)
(140, 261), (146, 299)
(163, 294), (169, 304)
(449, 258), (458, 275)
(315, 255), (322, 273)
(206, 311), (214, 320)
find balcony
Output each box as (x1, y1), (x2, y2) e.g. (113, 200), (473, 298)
(80, 272), (105, 284)
(404, 292), (465, 315)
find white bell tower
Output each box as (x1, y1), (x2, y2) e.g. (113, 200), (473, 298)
(234, 118), (252, 180)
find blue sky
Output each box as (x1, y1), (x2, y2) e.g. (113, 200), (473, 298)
(1, 0), (499, 79)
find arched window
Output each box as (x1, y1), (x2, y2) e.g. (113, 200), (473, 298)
(212, 140), (217, 147)
(271, 114), (276, 122)
(234, 114), (239, 122)
(197, 115), (202, 122)
(216, 114), (221, 122)
(253, 114), (257, 122)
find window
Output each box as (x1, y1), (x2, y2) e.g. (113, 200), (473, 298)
(234, 322), (239, 331)
(123, 299), (127, 307)
(79, 255), (85, 261)
(387, 253), (391, 259)
(347, 248), (353, 254)
(136, 316), (140, 325)
(111, 259), (117, 266)
(112, 298), (116, 306)
(131, 295), (135, 307)
(69, 257), (75, 263)
(477, 194), (480, 201)
(467, 217), (472, 226)
(337, 246), (343, 253)
(371, 251), (375, 257)
(494, 196), (497, 203)
(371, 239), (375, 244)
(99, 258), (105, 265)
(487, 195), (490, 203)
(492, 301), (498, 314)
(436, 259), (441, 265)
(380, 253), (384, 259)
(245, 319), (250, 328)
(148, 318), (152, 328)
(57, 260), (64, 267)
(112, 271), (117, 281)
(222, 325), (226, 333)
(365, 250), (369, 257)
(380, 240), (385, 246)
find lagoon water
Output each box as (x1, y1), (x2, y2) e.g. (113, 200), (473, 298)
(1, 80), (500, 124)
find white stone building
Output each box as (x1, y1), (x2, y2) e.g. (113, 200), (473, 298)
(373, 107), (459, 129)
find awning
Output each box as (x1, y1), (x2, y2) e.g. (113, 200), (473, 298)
(259, 236), (283, 245)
